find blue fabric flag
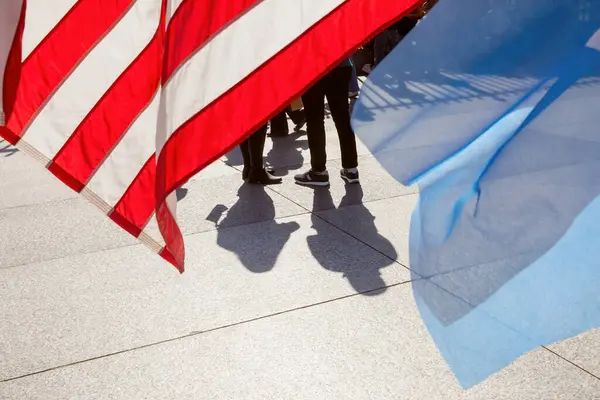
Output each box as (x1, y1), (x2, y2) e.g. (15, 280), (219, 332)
(352, 0), (600, 388)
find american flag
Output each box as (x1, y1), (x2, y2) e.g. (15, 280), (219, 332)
(0, 0), (419, 272)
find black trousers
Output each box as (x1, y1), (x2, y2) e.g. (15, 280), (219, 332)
(271, 107), (305, 133)
(302, 66), (358, 172)
(239, 124), (267, 172)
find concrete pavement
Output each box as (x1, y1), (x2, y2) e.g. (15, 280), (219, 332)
(1, 113), (599, 399)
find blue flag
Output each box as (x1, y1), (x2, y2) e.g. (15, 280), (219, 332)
(352, 0), (600, 388)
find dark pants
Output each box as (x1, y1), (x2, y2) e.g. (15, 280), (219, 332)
(349, 59), (360, 93)
(271, 107), (305, 134)
(239, 124), (267, 173)
(302, 66), (358, 172)
(374, 29), (394, 65)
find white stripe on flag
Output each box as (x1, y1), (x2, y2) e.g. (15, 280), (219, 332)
(22, 0), (79, 58)
(141, 214), (166, 250)
(157, 0), (346, 150)
(22, 0), (161, 160)
(86, 91), (160, 207)
(167, 0), (186, 22)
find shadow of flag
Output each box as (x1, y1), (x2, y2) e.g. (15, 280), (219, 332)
(352, 0), (600, 388)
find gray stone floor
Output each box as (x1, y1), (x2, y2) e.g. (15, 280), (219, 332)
(1, 113), (599, 399)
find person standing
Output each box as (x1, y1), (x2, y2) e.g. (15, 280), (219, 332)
(294, 58), (359, 187)
(269, 106), (307, 137)
(239, 124), (281, 185)
(349, 58), (360, 98)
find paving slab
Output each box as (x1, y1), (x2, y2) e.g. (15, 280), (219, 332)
(0, 157), (305, 267)
(0, 197), (135, 268)
(188, 159), (240, 182)
(176, 176), (307, 236)
(269, 155), (417, 212)
(1, 284), (598, 400)
(0, 213), (409, 380)
(0, 145), (77, 210)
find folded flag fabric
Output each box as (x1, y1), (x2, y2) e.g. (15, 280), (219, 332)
(0, 0), (420, 271)
(352, 0), (600, 387)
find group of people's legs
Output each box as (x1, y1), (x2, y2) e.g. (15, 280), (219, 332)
(236, 2), (433, 190)
(239, 60), (360, 188)
(294, 64), (359, 186)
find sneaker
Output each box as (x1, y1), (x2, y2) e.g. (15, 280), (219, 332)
(340, 168), (360, 184)
(294, 169), (330, 187)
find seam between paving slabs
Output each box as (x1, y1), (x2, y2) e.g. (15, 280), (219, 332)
(1, 161), (418, 382)
(542, 346), (600, 382)
(0, 280), (412, 383)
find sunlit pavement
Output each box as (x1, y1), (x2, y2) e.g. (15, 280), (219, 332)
(1, 112), (599, 399)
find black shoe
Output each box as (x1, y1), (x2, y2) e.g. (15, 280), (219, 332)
(340, 168), (360, 184)
(294, 170), (330, 187)
(248, 168), (282, 185)
(243, 166), (274, 182)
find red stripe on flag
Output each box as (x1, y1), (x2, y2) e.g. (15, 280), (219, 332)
(157, 200), (184, 271)
(154, 0), (422, 271)
(163, 0), (260, 83)
(48, 4), (165, 191)
(0, 0), (26, 145)
(5, 0), (134, 139)
(110, 155), (156, 238)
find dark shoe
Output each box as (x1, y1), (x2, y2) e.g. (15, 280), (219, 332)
(248, 168), (282, 185)
(243, 166), (274, 182)
(340, 168), (360, 184)
(294, 169), (330, 187)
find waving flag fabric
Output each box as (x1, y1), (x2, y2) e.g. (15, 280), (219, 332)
(352, 0), (600, 388)
(1, 0), (420, 271)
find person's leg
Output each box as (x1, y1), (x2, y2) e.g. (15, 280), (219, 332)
(349, 58), (360, 96)
(247, 124), (281, 185)
(302, 82), (327, 172)
(286, 107), (306, 130)
(248, 124), (267, 170)
(270, 110), (289, 137)
(294, 79), (330, 186)
(324, 66), (360, 183)
(239, 138), (251, 181)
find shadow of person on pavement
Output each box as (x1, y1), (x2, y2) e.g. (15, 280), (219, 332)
(214, 184), (299, 273)
(0, 140), (18, 157)
(307, 185), (398, 296)
(175, 187), (188, 201)
(223, 146), (244, 167)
